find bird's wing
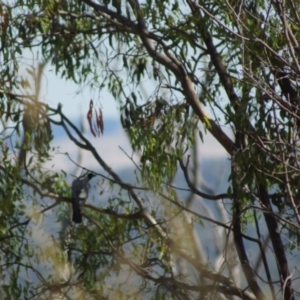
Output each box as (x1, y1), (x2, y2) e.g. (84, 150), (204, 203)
(72, 176), (90, 199)
(71, 178), (79, 198)
(71, 174), (91, 224)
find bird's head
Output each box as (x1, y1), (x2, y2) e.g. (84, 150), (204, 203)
(87, 173), (96, 180)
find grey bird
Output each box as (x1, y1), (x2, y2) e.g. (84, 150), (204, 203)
(71, 173), (95, 223)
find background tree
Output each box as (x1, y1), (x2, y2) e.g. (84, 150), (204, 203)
(0, 0), (299, 299)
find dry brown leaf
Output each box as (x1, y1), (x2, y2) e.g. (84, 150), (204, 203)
(87, 99), (96, 137)
(1, 13), (9, 33)
(97, 108), (104, 135)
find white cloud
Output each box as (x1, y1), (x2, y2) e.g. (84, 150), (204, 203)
(47, 121), (137, 175)
(200, 125), (233, 158)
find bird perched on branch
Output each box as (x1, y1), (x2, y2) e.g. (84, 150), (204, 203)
(71, 172), (95, 223)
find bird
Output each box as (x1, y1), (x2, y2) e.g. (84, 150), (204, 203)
(71, 172), (95, 223)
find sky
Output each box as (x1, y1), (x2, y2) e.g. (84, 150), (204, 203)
(24, 61), (119, 119)
(16, 55), (231, 177)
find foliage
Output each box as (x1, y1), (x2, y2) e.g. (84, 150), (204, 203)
(0, 0), (300, 299)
